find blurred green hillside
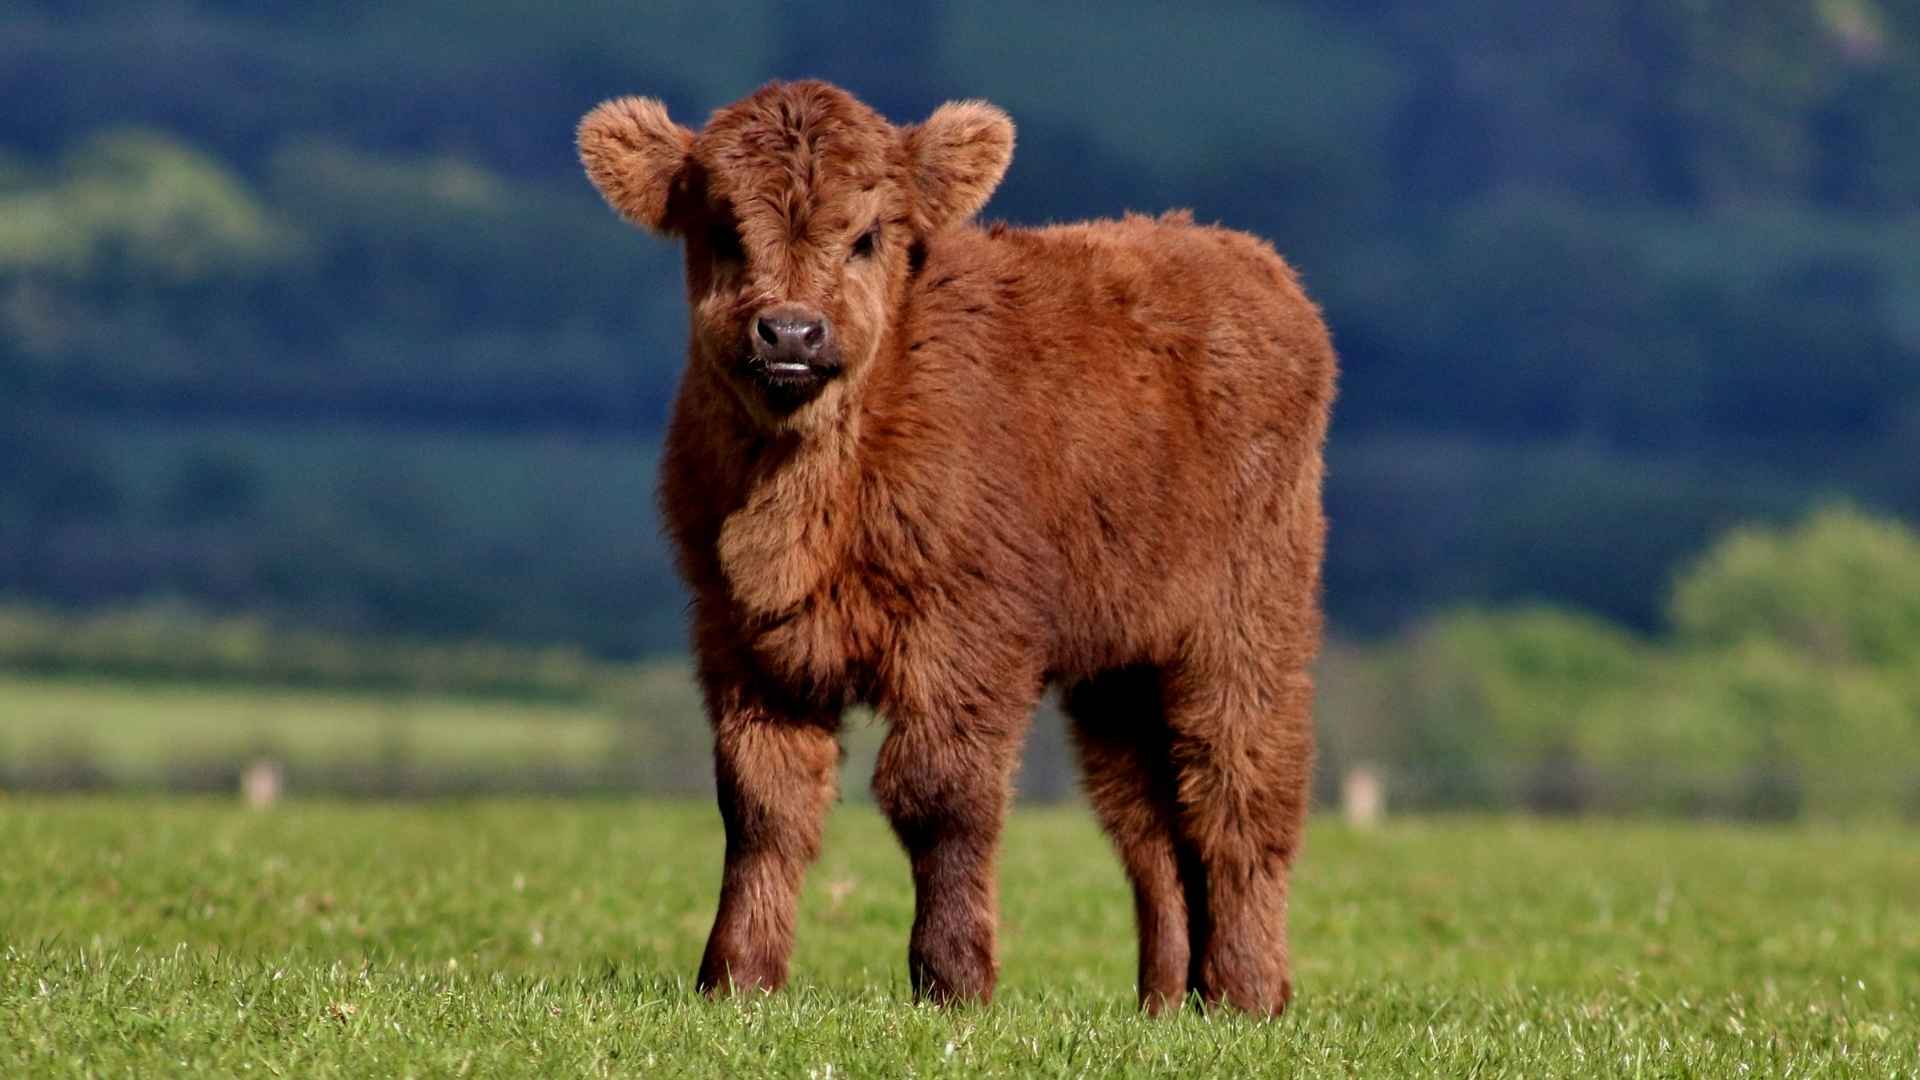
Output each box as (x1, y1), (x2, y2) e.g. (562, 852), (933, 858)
(3, 2), (1919, 653)
(4, 508), (1916, 819)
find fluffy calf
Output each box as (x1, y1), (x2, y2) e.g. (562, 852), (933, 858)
(578, 81), (1335, 1015)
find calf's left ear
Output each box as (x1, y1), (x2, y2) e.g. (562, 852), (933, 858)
(904, 101), (1015, 233)
(577, 96), (695, 233)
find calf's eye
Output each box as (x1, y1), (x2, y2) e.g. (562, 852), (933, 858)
(849, 227), (878, 261)
(708, 223), (745, 265)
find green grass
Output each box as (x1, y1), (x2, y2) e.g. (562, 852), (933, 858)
(2, 801), (1915, 1076)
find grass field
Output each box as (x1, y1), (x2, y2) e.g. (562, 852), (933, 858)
(2, 800), (1915, 1076)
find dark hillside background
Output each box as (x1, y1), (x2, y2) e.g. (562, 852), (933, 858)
(5, 0), (1918, 655)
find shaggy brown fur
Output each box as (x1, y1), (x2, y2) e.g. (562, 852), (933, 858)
(577, 80), (1335, 1015)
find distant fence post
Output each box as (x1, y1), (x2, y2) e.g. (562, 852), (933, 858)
(1341, 763), (1385, 828)
(241, 759), (284, 808)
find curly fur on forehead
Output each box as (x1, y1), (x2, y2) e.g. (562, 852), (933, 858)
(695, 81), (905, 241)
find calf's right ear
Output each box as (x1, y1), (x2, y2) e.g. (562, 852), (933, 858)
(577, 96), (695, 233)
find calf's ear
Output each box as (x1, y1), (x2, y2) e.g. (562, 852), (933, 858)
(577, 96), (695, 233)
(904, 101), (1015, 233)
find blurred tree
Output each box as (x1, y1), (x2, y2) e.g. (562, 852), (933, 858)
(1337, 505), (1920, 817)
(1671, 504), (1920, 667)
(162, 451), (261, 526)
(0, 130), (291, 280)
(1379, 608), (1649, 808)
(0, 414), (120, 528)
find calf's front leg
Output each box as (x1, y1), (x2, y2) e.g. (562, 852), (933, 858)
(696, 687), (841, 997)
(870, 703), (1028, 1005)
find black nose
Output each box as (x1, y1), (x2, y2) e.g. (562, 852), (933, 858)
(751, 307), (830, 368)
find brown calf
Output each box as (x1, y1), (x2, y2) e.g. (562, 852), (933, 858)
(578, 80), (1335, 1015)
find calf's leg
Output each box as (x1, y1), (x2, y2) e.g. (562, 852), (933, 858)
(870, 701), (1029, 1005)
(1165, 663), (1314, 1016)
(1063, 667), (1193, 1013)
(696, 688), (841, 997)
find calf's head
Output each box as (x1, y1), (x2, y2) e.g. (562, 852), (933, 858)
(578, 81), (1014, 429)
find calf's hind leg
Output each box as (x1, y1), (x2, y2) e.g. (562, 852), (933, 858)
(1166, 661), (1315, 1016)
(1063, 666), (1193, 1013)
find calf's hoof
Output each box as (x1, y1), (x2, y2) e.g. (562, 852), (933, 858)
(908, 942), (997, 1006)
(696, 949), (785, 999)
(1194, 954), (1293, 1018)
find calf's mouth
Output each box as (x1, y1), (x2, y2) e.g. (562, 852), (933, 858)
(740, 350), (843, 409)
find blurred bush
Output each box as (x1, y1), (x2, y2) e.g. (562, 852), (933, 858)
(1672, 504), (1920, 665)
(1323, 506), (1920, 819)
